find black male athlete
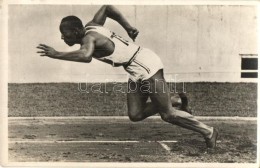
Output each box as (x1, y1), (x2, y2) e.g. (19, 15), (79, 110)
(37, 5), (218, 149)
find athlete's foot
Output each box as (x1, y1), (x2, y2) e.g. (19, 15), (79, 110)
(205, 128), (218, 149)
(178, 93), (193, 114)
(180, 106), (193, 114)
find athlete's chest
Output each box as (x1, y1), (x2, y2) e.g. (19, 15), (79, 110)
(89, 33), (115, 58)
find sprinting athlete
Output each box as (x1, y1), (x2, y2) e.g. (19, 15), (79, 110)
(37, 5), (218, 148)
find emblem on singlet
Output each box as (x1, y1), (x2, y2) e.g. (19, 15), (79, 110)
(111, 32), (129, 46)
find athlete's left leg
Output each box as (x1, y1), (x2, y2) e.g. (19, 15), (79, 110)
(147, 69), (215, 140)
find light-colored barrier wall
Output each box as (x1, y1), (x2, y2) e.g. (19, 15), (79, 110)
(8, 5), (258, 82)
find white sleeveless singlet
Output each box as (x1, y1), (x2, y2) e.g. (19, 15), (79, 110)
(84, 26), (140, 67)
(84, 26), (164, 82)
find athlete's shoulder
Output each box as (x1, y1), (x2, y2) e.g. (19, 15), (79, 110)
(81, 25), (107, 44)
(84, 24), (112, 39)
(80, 34), (96, 47)
(85, 21), (101, 27)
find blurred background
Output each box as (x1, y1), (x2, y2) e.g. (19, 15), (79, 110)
(8, 5), (258, 83)
(7, 5), (258, 117)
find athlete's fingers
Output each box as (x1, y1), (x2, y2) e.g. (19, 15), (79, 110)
(132, 36), (137, 42)
(37, 44), (49, 50)
(37, 49), (47, 52)
(36, 46), (47, 50)
(40, 54), (47, 57)
(131, 31), (139, 42)
(130, 34), (135, 42)
(37, 44), (46, 47)
(37, 51), (46, 53)
(134, 30), (139, 34)
(133, 31), (139, 38)
(39, 44), (50, 48)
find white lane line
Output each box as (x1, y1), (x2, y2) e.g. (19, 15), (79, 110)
(9, 140), (178, 144)
(8, 116), (257, 121)
(9, 140), (140, 144)
(158, 141), (172, 152)
(160, 140), (178, 143)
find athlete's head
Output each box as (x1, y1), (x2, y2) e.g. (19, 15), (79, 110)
(59, 16), (84, 46)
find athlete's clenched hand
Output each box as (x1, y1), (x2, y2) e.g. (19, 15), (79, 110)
(36, 44), (58, 57)
(127, 27), (139, 42)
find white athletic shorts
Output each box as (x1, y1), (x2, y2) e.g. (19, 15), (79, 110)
(124, 48), (164, 82)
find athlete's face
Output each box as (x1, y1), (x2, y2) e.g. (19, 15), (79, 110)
(59, 22), (78, 46)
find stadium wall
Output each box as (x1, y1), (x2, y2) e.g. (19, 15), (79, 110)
(8, 5), (258, 83)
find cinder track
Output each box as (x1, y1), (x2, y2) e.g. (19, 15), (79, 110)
(8, 117), (257, 163)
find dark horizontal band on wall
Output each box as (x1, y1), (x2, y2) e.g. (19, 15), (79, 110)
(241, 72), (258, 78)
(241, 58), (258, 70)
(239, 54), (258, 57)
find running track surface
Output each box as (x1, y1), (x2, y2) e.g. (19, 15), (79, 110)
(8, 117), (257, 163)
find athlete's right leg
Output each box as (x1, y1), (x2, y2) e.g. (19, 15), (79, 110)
(147, 69), (218, 148)
(127, 79), (192, 121)
(127, 71), (218, 148)
(127, 79), (160, 121)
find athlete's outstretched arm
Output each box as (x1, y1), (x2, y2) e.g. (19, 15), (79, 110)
(87, 5), (139, 41)
(36, 36), (94, 63)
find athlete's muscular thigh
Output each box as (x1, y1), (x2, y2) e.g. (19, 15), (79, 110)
(127, 79), (149, 119)
(147, 69), (172, 114)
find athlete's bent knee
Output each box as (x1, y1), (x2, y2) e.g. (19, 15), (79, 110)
(128, 113), (145, 122)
